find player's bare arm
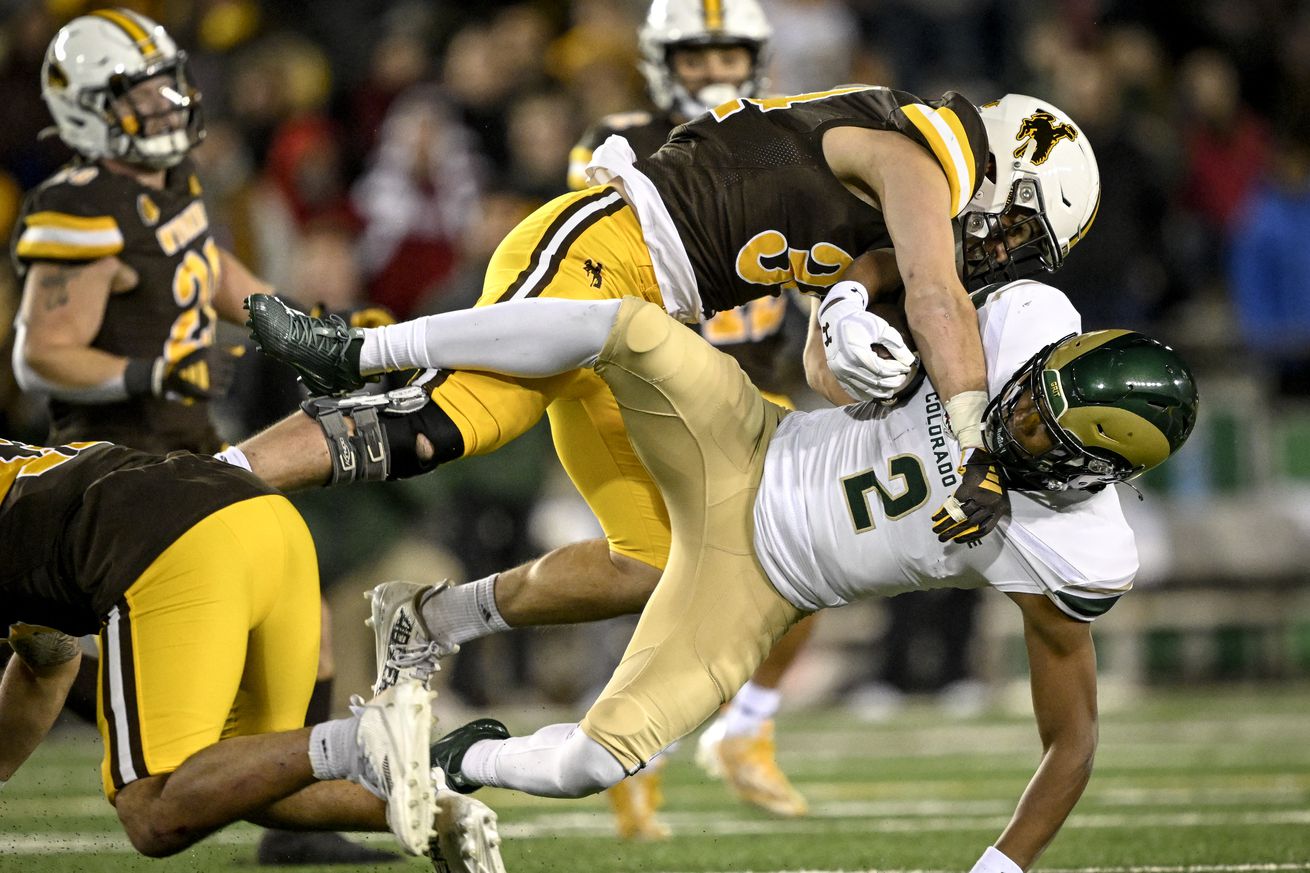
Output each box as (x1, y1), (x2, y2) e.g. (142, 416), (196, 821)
(994, 592), (1099, 869)
(235, 410), (336, 491)
(214, 247), (275, 324)
(823, 126), (986, 403)
(18, 258), (130, 387)
(0, 626), (82, 781)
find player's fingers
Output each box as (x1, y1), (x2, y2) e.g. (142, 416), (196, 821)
(940, 496), (969, 523)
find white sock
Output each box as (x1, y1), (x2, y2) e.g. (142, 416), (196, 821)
(720, 681), (782, 738)
(357, 299), (623, 377)
(307, 716), (360, 781)
(420, 575), (511, 646)
(461, 723), (626, 798)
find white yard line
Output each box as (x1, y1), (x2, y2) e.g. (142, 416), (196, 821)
(4, 808), (1308, 853)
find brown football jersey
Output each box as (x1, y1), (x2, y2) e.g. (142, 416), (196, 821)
(0, 438), (274, 635)
(569, 110), (798, 394)
(11, 158), (224, 453)
(639, 86), (988, 318)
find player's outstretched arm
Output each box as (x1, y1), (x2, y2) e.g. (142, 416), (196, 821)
(232, 409), (336, 491)
(825, 128), (985, 404)
(0, 626), (81, 784)
(213, 247), (275, 325)
(982, 593), (1098, 872)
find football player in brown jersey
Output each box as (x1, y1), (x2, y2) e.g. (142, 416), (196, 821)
(567, 0), (813, 831)
(11, 8), (254, 455)
(6, 10), (387, 864)
(0, 437), (505, 872)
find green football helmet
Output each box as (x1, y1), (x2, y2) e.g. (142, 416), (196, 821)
(984, 330), (1199, 491)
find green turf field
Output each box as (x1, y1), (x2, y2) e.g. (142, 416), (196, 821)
(2, 685), (1308, 872)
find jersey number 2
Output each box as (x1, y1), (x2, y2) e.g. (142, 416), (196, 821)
(841, 454), (929, 532)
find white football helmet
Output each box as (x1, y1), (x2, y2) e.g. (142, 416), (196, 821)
(960, 94), (1099, 288)
(41, 9), (203, 169)
(638, 0), (772, 119)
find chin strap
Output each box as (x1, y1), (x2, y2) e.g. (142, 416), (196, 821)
(301, 384), (464, 484)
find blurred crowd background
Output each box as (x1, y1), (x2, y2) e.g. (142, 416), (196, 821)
(2, 0), (1308, 715)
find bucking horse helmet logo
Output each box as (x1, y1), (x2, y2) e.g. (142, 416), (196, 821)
(1013, 110), (1078, 165)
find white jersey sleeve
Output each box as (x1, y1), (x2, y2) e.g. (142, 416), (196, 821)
(753, 280), (1138, 621)
(973, 278), (1083, 396)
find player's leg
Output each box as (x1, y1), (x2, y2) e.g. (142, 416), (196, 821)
(237, 188), (648, 495)
(362, 197), (675, 658)
(487, 538), (660, 625)
(434, 299), (805, 795)
(104, 497), (432, 857)
(699, 613), (815, 816)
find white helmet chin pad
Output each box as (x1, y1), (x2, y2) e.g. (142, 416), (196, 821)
(961, 94), (1100, 287)
(671, 82), (746, 119)
(41, 9), (203, 167)
(638, 0), (772, 117)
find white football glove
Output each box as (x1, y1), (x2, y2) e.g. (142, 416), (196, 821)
(818, 281), (917, 401)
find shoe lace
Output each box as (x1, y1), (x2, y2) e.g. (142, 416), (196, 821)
(386, 640), (460, 683)
(287, 311), (351, 358)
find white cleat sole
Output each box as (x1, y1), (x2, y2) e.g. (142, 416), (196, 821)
(431, 786), (507, 873)
(376, 681), (438, 856)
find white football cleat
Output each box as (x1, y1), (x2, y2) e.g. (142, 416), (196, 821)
(351, 679), (437, 855)
(429, 769), (508, 873)
(366, 580), (460, 694)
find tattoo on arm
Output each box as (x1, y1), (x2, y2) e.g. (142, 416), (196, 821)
(36, 268), (76, 311)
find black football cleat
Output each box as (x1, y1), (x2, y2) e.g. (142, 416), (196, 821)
(244, 293), (369, 396)
(431, 719), (511, 795)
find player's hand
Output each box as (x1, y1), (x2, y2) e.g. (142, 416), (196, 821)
(932, 448), (1010, 544)
(157, 345), (243, 404)
(818, 280), (917, 401)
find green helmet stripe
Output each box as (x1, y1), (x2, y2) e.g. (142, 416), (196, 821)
(1059, 405), (1171, 471)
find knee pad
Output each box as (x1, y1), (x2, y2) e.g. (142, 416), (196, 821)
(555, 728), (628, 797)
(301, 385), (464, 484)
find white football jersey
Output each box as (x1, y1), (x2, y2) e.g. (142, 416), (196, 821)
(753, 280), (1138, 621)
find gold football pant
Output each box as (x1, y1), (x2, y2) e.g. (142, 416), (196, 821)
(577, 299), (807, 770)
(428, 185), (672, 567)
(96, 495), (320, 800)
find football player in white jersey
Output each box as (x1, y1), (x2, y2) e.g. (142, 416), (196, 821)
(243, 275), (1196, 872)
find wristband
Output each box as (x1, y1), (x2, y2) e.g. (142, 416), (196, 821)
(944, 390), (989, 450)
(969, 846), (1022, 873)
(123, 357), (161, 398)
